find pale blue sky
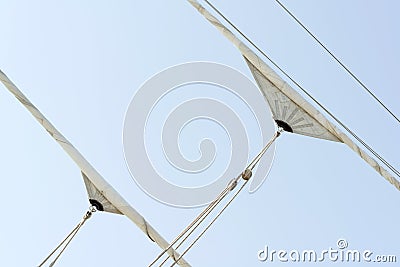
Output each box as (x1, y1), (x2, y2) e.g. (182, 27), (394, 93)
(0, 0), (399, 266)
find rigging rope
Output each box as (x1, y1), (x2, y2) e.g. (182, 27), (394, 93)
(170, 181), (249, 267)
(38, 206), (96, 267)
(203, 0), (400, 179)
(274, 0), (400, 125)
(148, 182), (234, 266)
(157, 181), (235, 267)
(153, 130), (281, 266)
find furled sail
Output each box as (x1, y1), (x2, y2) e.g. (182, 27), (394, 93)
(0, 70), (190, 267)
(245, 58), (339, 141)
(187, 0), (400, 191)
(81, 172), (121, 214)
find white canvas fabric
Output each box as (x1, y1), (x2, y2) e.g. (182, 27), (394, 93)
(0, 69), (190, 267)
(81, 172), (122, 214)
(245, 58), (340, 141)
(187, 0), (400, 191)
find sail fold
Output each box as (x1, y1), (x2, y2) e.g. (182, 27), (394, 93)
(245, 58), (340, 141)
(81, 172), (122, 214)
(0, 69), (190, 267)
(187, 0), (400, 191)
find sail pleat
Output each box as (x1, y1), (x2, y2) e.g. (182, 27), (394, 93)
(81, 172), (122, 214)
(0, 69), (190, 267)
(245, 58), (340, 141)
(187, 0), (400, 191)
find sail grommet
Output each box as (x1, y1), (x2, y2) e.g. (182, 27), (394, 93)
(89, 205), (98, 213)
(275, 119), (293, 133)
(88, 199), (104, 212)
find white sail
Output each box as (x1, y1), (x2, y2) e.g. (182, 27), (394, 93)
(0, 70), (190, 267)
(186, 0), (400, 191)
(245, 58), (340, 141)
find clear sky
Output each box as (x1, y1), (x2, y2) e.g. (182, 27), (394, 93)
(0, 0), (399, 266)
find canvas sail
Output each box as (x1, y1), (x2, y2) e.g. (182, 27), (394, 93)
(187, 0), (400, 191)
(0, 69), (190, 267)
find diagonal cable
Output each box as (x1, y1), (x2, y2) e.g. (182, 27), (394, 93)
(274, 0), (400, 124)
(202, 0), (400, 178)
